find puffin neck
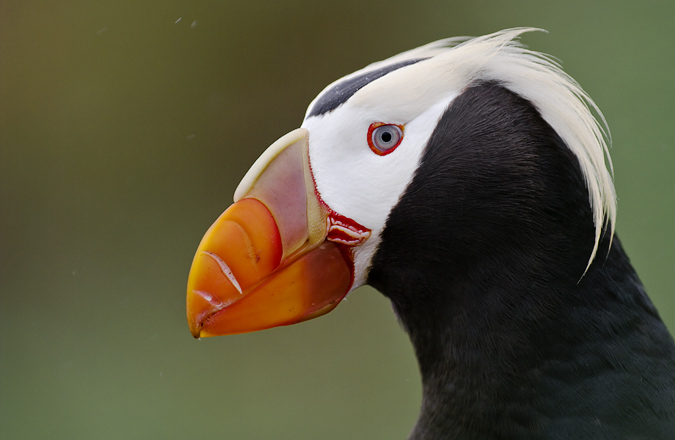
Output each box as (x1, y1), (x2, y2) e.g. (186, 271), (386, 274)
(366, 82), (675, 439)
(396, 236), (675, 439)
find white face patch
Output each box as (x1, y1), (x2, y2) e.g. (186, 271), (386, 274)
(299, 28), (616, 278)
(301, 95), (456, 290)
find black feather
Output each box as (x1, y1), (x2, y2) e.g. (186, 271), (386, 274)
(368, 82), (675, 439)
(307, 59), (424, 117)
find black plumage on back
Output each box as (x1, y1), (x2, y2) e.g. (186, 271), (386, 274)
(368, 82), (675, 439)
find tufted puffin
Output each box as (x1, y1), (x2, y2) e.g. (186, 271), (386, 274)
(186, 28), (675, 439)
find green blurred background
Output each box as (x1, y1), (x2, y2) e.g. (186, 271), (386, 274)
(1, 1), (673, 438)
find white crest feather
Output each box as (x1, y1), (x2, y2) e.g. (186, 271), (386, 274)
(339, 28), (616, 268)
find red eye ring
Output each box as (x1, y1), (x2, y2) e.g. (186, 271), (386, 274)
(367, 122), (405, 156)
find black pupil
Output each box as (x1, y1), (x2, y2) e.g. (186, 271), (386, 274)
(380, 131), (392, 143)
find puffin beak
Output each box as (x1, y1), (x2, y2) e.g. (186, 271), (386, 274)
(186, 128), (370, 338)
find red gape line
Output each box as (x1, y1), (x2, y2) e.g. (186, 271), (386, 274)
(326, 210), (371, 246)
(304, 138), (371, 246)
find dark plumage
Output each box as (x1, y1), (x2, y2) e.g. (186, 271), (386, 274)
(186, 29), (675, 440)
(308, 59), (424, 117)
(369, 82), (675, 438)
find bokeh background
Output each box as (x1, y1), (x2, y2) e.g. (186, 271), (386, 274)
(1, 1), (674, 438)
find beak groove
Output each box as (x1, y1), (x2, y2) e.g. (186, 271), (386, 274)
(186, 129), (371, 337)
(201, 250), (243, 294)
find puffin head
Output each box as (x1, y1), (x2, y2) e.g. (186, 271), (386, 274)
(185, 27), (616, 338)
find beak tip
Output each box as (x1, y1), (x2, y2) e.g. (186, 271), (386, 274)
(190, 326), (202, 339)
(187, 316), (203, 339)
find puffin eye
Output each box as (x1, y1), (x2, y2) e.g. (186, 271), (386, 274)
(368, 123), (404, 156)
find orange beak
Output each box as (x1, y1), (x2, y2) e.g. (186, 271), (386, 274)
(186, 129), (370, 338)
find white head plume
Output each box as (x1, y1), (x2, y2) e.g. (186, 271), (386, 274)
(308, 28), (616, 268)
